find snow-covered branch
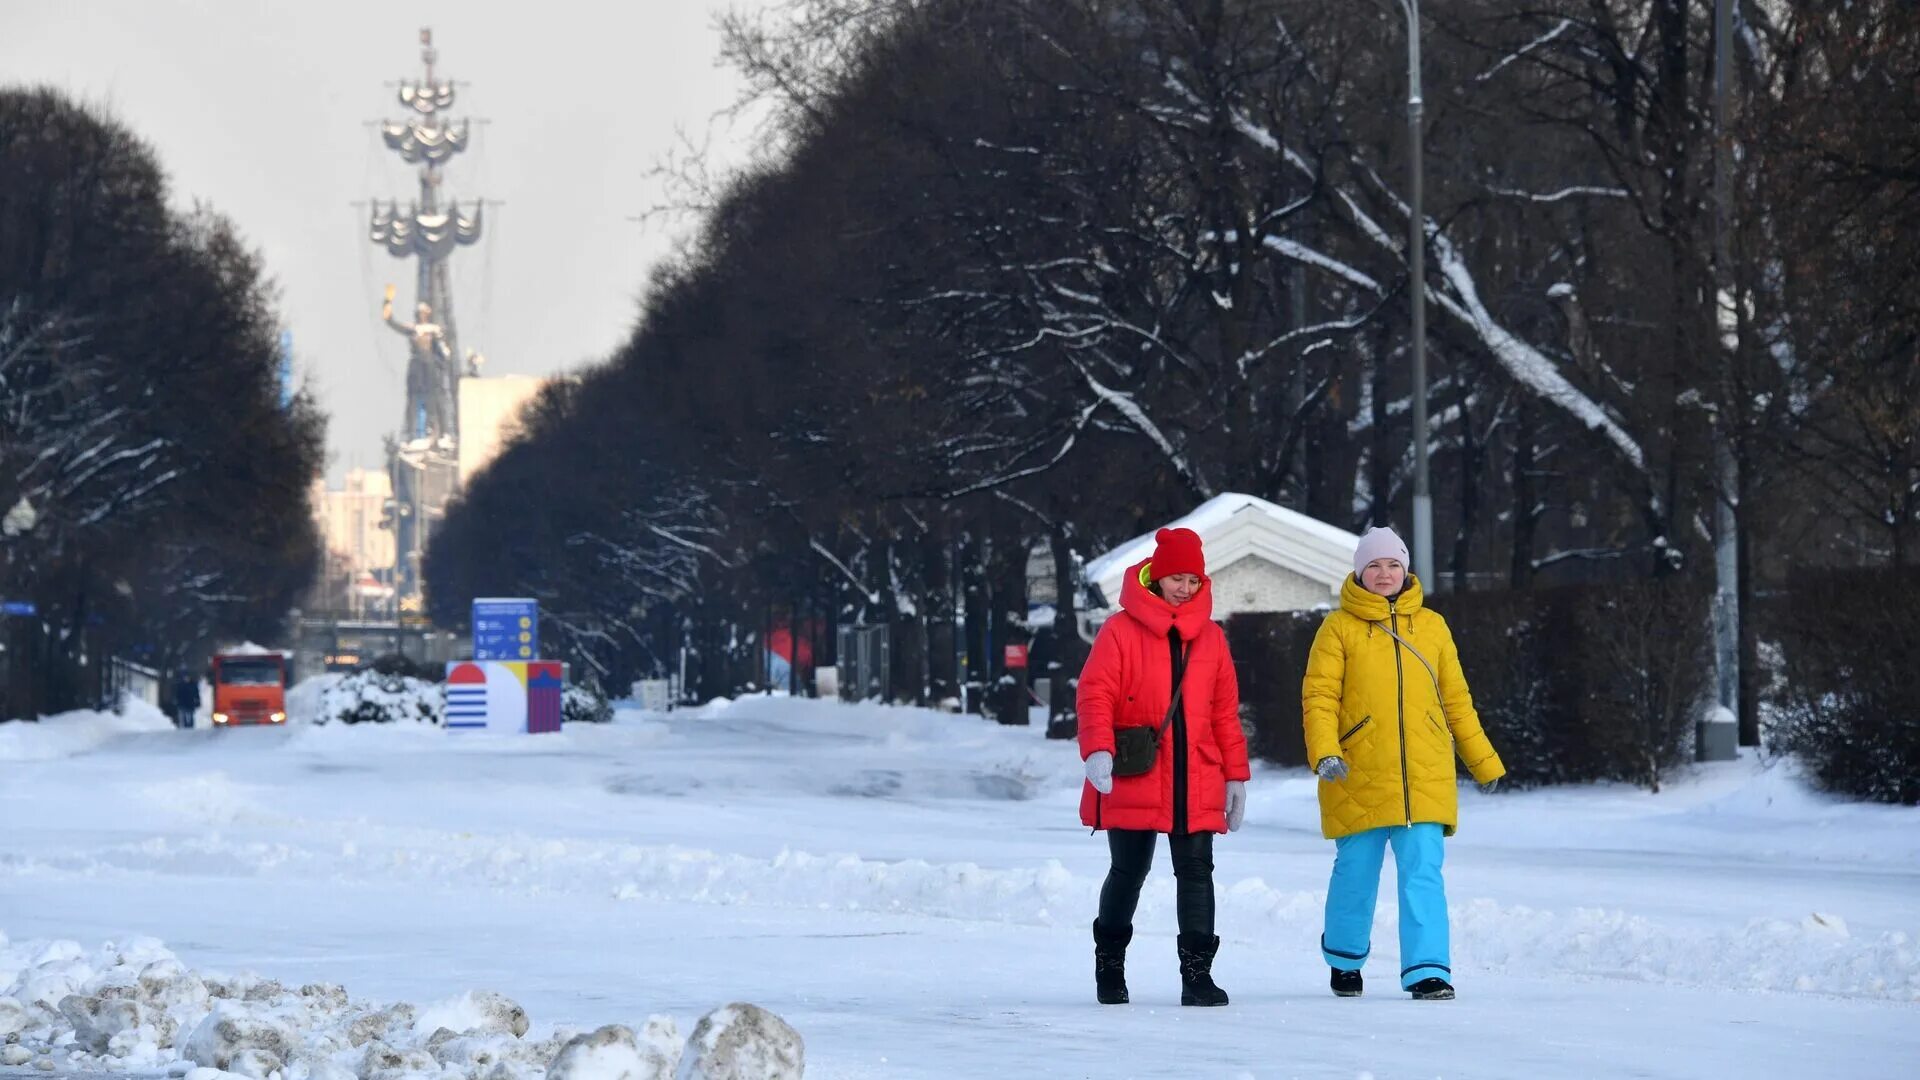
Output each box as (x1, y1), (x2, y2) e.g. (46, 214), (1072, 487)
(1475, 19), (1575, 83)
(1484, 184), (1629, 202)
(811, 537), (881, 606)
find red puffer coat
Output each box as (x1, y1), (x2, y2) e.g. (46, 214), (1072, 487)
(1077, 558), (1250, 833)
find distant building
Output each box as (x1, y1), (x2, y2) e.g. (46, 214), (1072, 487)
(1083, 493), (1362, 625)
(310, 468), (398, 618)
(313, 467), (396, 573)
(457, 374), (552, 487)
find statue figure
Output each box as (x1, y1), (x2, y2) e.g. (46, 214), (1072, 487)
(382, 284), (455, 439)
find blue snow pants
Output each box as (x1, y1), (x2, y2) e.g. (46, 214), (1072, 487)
(1320, 822), (1450, 989)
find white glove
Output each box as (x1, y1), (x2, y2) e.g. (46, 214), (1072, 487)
(1315, 755), (1348, 782)
(1085, 750), (1114, 794)
(1225, 780), (1246, 831)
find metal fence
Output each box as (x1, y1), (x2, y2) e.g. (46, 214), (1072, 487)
(104, 656), (164, 712)
(835, 624), (891, 702)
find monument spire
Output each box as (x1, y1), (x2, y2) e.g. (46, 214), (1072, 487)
(370, 27), (485, 607)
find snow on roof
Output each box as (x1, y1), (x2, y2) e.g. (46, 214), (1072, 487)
(1084, 492), (1362, 609)
(219, 641), (283, 655)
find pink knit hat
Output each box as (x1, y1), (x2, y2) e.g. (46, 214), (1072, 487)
(1353, 526), (1410, 578)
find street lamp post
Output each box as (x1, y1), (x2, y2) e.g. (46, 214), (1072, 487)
(1391, 0), (1433, 589)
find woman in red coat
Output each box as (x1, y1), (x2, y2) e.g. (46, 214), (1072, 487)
(1077, 527), (1250, 1007)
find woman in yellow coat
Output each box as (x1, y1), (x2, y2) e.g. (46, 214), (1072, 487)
(1301, 526), (1505, 1000)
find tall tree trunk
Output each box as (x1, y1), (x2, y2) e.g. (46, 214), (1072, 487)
(961, 531), (988, 714)
(1046, 523), (1083, 738)
(1510, 400), (1537, 590)
(923, 524), (956, 705)
(1367, 330), (1394, 529)
(1305, 371), (1356, 528)
(1736, 456), (1762, 748)
(988, 525), (1030, 725)
(1452, 374), (1480, 593)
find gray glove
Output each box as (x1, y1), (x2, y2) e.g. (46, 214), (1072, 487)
(1085, 750), (1114, 794)
(1478, 777), (1501, 795)
(1225, 780), (1246, 831)
(1315, 755), (1348, 782)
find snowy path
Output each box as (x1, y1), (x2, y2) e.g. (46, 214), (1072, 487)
(3, 696), (1916, 1078)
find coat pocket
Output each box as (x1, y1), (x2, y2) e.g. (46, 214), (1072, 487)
(1339, 715), (1373, 744)
(1194, 739), (1226, 811)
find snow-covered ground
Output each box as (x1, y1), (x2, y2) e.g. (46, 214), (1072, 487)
(2, 692), (1916, 1079)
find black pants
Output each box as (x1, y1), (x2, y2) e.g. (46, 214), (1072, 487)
(1097, 828), (1215, 937)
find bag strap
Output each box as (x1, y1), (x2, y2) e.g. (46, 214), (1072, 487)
(1156, 635), (1191, 739)
(1374, 619), (1441, 701)
(1375, 618), (1472, 766)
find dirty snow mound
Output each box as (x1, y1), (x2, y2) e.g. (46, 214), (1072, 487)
(547, 1021), (682, 1080)
(0, 934), (800, 1080)
(675, 1003), (803, 1080)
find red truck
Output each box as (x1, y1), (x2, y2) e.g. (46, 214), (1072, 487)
(209, 650), (289, 726)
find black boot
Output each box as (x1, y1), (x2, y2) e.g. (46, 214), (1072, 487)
(1176, 933), (1229, 1006)
(1092, 920), (1131, 1005)
(1408, 977), (1455, 1000)
(1330, 967), (1363, 997)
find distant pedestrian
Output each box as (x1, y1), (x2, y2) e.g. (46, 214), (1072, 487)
(1077, 527), (1250, 1007)
(1302, 526), (1505, 1000)
(171, 666), (201, 729)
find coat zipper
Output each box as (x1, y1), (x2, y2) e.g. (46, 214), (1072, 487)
(1391, 600), (1411, 825)
(1169, 632), (1188, 837)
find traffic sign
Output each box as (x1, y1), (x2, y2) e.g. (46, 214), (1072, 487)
(472, 597), (538, 660)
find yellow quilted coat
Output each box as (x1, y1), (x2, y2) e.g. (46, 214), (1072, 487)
(1302, 574), (1505, 839)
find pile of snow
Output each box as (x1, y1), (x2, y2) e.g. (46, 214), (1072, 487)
(308, 671), (442, 726)
(0, 697), (172, 763)
(282, 673), (339, 728)
(0, 932), (802, 1080)
(221, 642), (282, 655)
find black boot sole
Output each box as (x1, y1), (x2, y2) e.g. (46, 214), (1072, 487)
(1409, 987), (1455, 1000)
(1097, 990), (1129, 1005)
(1332, 988), (1363, 998)
(1180, 993), (1229, 1006)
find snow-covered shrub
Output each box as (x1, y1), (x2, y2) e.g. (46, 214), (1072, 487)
(563, 683), (613, 725)
(313, 670), (441, 725)
(1769, 568), (1920, 805)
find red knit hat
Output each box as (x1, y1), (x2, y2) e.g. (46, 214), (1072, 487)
(1149, 527), (1206, 581)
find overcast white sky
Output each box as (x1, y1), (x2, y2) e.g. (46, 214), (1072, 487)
(1, 1), (768, 482)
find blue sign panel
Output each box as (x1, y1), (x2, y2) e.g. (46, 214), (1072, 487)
(1, 600), (36, 617)
(472, 597), (537, 661)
